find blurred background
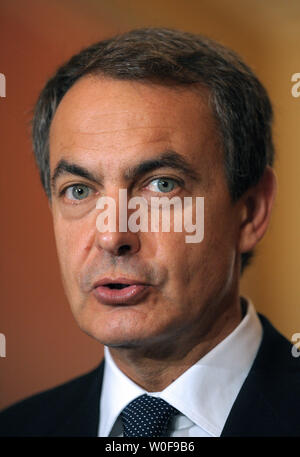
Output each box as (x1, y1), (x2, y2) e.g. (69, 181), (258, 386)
(1, 0), (300, 410)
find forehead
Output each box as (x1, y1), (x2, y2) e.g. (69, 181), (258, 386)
(49, 75), (221, 173)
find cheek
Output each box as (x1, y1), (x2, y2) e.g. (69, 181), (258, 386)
(152, 231), (199, 292)
(53, 216), (91, 286)
(153, 212), (236, 299)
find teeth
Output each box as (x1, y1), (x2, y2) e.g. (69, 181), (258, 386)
(107, 284), (130, 289)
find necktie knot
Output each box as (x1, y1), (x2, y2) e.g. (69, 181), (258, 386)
(121, 394), (178, 437)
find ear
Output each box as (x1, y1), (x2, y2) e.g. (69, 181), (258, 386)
(238, 166), (277, 254)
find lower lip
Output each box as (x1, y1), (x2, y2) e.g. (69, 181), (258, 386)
(93, 284), (149, 305)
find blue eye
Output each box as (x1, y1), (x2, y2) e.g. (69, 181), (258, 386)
(148, 178), (178, 193)
(65, 184), (91, 200)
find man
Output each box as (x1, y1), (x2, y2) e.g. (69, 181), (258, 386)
(0, 27), (299, 437)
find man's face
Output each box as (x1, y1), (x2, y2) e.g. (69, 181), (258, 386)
(49, 76), (242, 352)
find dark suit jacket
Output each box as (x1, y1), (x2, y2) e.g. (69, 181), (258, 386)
(0, 314), (300, 437)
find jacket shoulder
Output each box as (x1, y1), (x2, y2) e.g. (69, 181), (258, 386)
(0, 362), (104, 437)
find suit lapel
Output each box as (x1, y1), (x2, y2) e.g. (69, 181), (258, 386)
(221, 370), (284, 436)
(53, 361), (105, 437)
(222, 314), (299, 436)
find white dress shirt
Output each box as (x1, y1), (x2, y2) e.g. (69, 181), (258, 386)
(98, 298), (262, 437)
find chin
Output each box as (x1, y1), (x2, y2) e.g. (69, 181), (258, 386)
(74, 297), (180, 350)
(79, 318), (167, 351)
(86, 329), (155, 349)
(76, 311), (144, 345)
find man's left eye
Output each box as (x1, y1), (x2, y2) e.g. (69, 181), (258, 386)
(64, 184), (92, 200)
(147, 178), (179, 193)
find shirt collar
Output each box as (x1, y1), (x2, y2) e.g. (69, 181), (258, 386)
(99, 298), (262, 437)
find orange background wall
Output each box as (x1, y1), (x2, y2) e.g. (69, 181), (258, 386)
(1, 0), (300, 410)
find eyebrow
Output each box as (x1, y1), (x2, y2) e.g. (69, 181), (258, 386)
(51, 160), (102, 191)
(51, 150), (200, 191)
(124, 151), (200, 182)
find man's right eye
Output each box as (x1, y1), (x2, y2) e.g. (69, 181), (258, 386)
(63, 184), (92, 201)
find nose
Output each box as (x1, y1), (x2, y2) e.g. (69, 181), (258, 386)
(96, 230), (140, 256)
(95, 192), (141, 256)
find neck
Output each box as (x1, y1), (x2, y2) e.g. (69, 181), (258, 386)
(108, 294), (243, 392)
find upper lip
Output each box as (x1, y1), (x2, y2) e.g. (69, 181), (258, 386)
(93, 277), (148, 288)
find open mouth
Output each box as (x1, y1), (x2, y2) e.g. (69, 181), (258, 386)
(105, 283), (130, 290)
(93, 281), (149, 305)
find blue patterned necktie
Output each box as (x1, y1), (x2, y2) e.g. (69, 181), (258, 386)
(121, 394), (178, 437)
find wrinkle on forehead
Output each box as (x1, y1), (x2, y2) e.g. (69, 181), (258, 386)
(70, 125), (172, 136)
(54, 128), (173, 159)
